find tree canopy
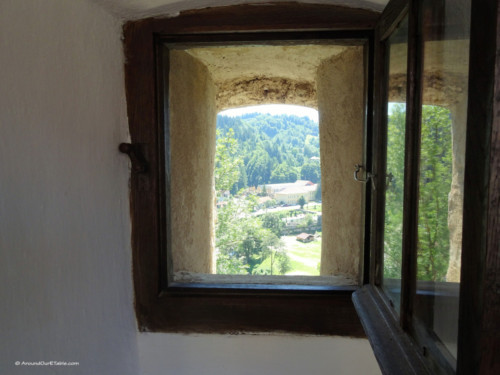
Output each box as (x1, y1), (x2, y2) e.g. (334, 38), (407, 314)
(217, 112), (320, 189)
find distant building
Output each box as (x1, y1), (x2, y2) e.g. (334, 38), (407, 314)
(296, 233), (315, 243)
(259, 180), (317, 205)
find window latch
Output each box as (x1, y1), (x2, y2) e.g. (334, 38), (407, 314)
(354, 164), (376, 190)
(119, 143), (148, 173)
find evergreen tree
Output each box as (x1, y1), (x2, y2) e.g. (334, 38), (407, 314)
(384, 104), (407, 279)
(417, 105), (452, 282)
(298, 196), (306, 209)
(217, 112), (320, 187)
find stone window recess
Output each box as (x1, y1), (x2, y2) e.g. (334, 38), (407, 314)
(168, 43), (366, 285)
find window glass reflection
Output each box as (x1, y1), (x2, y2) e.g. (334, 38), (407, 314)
(414, 0), (471, 365)
(382, 16), (409, 314)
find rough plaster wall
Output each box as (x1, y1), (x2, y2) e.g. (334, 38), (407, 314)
(445, 92), (467, 282)
(187, 44), (347, 110)
(187, 45), (347, 84)
(318, 47), (364, 279)
(216, 77), (317, 110)
(170, 50), (216, 273)
(0, 0), (139, 374)
(138, 333), (382, 375)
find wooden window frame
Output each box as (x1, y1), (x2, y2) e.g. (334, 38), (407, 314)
(353, 0), (500, 374)
(123, 3), (378, 335)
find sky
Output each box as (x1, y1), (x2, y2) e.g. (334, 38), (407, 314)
(219, 104), (319, 123)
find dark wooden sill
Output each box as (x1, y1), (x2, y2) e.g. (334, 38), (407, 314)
(137, 285), (365, 336)
(352, 285), (430, 375)
(167, 282), (357, 292)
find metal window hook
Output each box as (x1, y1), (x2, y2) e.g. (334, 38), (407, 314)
(119, 143), (148, 174)
(354, 164), (376, 190)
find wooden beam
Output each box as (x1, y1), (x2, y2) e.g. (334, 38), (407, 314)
(125, 3), (379, 35)
(458, 0), (500, 374)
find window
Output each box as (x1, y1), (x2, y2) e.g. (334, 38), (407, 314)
(353, 0), (499, 374)
(123, 3), (377, 335)
(166, 40), (364, 287)
(123, 2), (500, 372)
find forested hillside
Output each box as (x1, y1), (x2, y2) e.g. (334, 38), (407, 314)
(217, 113), (321, 191)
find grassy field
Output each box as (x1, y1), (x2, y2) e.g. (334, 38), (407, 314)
(283, 235), (321, 275)
(254, 235), (321, 276)
(305, 203), (322, 212)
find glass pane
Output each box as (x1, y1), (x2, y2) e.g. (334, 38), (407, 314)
(382, 16), (409, 314)
(414, 0), (470, 366)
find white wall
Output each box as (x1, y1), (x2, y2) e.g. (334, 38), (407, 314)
(0, 0), (138, 374)
(139, 334), (380, 375)
(0, 1), (381, 374)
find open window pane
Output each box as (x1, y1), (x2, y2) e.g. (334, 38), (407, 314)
(414, 0), (470, 367)
(382, 16), (409, 314)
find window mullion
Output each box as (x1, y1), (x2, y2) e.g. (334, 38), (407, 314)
(371, 34), (389, 288)
(399, 0), (423, 332)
